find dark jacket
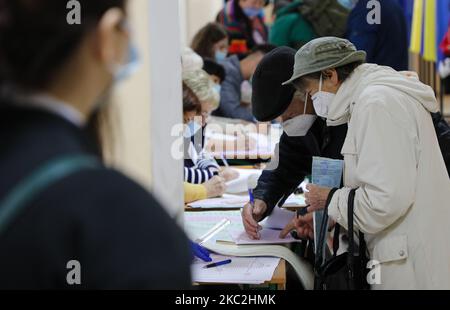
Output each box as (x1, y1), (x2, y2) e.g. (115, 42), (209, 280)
(213, 55), (255, 122)
(346, 0), (408, 71)
(253, 118), (348, 215)
(0, 102), (192, 289)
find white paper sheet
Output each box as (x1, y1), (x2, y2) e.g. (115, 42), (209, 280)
(191, 254), (280, 284)
(187, 194), (248, 209)
(283, 194), (306, 207)
(225, 169), (263, 194)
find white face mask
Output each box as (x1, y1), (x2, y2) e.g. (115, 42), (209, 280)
(282, 95), (317, 137)
(311, 74), (336, 118)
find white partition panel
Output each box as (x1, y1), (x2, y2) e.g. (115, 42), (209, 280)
(148, 0), (184, 219)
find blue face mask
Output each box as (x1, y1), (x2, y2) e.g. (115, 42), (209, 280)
(215, 50), (227, 63)
(243, 7), (263, 19)
(184, 120), (202, 138)
(213, 83), (222, 95)
(114, 43), (140, 83)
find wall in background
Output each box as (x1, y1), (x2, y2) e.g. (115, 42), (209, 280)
(109, 0), (184, 219)
(179, 0), (223, 47)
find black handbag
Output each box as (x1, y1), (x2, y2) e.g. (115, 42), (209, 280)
(314, 188), (370, 290)
(431, 112), (450, 177)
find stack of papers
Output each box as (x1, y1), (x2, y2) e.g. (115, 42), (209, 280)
(191, 254), (280, 285)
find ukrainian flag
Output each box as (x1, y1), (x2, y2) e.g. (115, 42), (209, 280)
(410, 0), (450, 63)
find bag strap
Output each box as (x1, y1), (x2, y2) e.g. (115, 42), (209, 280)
(315, 187), (338, 269)
(346, 188), (357, 289)
(332, 224), (341, 257)
(0, 155), (100, 235)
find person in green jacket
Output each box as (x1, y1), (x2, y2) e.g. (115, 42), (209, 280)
(269, 0), (316, 50)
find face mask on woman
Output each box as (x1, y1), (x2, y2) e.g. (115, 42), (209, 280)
(215, 50), (227, 63)
(311, 74), (336, 119)
(112, 43), (140, 83)
(184, 119), (202, 138)
(243, 7), (263, 19)
(282, 94), (317, 137)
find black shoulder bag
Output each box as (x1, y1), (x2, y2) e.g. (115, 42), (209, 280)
(314, 188), (370, 290)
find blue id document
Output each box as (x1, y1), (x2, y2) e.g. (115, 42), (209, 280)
(311, 157), (344, 258)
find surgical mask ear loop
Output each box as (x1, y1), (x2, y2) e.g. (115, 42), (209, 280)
(319, 73), (323, 93)
(303, 93), (308, 115)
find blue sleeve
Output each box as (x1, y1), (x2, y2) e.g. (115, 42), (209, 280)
(219, 72), (255, 122)
(346, 6), (379, 63)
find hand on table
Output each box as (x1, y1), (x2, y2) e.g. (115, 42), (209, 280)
(204, 176), (226, 198)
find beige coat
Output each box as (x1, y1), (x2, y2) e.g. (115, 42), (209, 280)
(327, 64), (450, 289)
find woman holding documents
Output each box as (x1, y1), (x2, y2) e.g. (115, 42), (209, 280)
(284, 37), (450, 289)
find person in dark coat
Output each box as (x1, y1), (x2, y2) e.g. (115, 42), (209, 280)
(241, 47), (347, 239)
(0, 0), (191, 289)
(345, 0), (408, 71)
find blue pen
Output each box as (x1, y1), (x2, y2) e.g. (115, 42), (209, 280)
(248, 188), (255, 207)
(203, 259), (232, 269)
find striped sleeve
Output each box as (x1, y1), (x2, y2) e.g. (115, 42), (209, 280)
(184, 166), (216, 184)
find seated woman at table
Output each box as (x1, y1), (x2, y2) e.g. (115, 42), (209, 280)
(182, 82), (227, 203)
(182, 71), (239, 183)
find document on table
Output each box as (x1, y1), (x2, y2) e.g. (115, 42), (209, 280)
(191, 254), (280, 284)
(311, 157), (344, 257)
(185, 207), (298, 246)
(230, 228), (301, 245)
(187, 194), (248, 209)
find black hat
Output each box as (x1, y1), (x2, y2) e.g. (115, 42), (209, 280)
(252, 46), (296, 122)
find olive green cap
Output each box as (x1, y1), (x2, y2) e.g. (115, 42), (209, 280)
(282, 37), (366, 85)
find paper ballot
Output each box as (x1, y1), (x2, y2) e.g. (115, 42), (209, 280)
(230, 207), (298, 245)
(262, 205), (295, 230)
(311, 157), (344, 257)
